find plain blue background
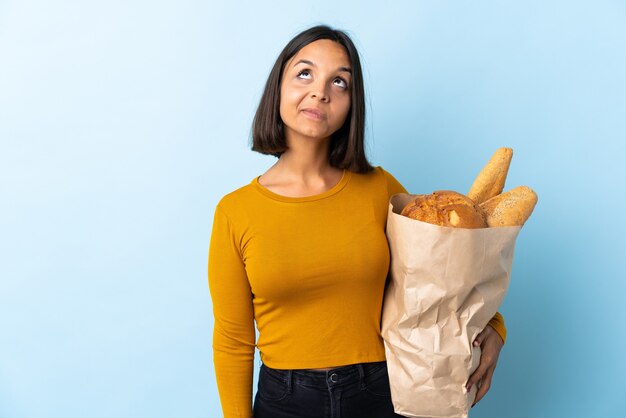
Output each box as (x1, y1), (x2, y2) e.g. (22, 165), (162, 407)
(1, 1), (625, 417)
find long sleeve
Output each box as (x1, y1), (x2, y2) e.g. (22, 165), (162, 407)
(208, 204), (256, 418)
(487, 311), (507, 344)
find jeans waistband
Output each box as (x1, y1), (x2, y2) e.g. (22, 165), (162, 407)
(261, 361), (387, 389)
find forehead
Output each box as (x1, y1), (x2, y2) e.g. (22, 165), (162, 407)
(287, 39), (351, 69)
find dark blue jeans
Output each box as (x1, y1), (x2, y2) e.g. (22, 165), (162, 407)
(253, 361), (405, 418)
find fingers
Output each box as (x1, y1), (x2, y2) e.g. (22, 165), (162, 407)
(466, 331), (490, 391)
(467, 326), (503, 408)
(466, 358), (488, 392)
(473, 331), (484, 347)
(471, 366), (494, 407)
(473, 324), (493, 347)
(465, 326), (502, 406)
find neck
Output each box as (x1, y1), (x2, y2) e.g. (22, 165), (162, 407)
(275, 134), (336, 181)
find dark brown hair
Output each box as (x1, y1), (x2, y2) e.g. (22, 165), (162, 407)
(251, 25), (374, 174)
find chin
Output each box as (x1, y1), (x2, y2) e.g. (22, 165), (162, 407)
(306, 132), (332, 141)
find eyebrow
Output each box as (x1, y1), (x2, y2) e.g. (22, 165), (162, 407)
(293, 59), (352, 74)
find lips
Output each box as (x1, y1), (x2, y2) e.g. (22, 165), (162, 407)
(301, 108), (326, 120)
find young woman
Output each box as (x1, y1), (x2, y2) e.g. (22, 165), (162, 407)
(208, 25), (506, 418)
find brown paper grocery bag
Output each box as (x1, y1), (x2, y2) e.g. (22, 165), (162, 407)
(381, 194), (521, 418)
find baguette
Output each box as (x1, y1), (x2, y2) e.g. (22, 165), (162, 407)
(479, 186), (538, 227)
(468, 148), (513, 204)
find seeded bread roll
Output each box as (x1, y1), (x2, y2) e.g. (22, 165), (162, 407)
(478, 186), (538, 227)
(468, 148), (513, 204)
(401, 190), (487, 229)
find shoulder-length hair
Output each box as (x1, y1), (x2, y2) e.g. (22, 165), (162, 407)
(251, 25), (375, 174)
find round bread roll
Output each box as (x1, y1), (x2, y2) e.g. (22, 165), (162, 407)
(400, 190), (487, 229)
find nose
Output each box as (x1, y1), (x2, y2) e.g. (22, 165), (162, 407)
(309, 81), (330, 102)
(310, 91), (329, 102)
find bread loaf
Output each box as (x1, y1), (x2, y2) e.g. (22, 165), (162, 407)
(479, 186), (538, 227)
(468, 148), (513, 204)
(401, 191), (487, 229)
(400, 148), (537, 228)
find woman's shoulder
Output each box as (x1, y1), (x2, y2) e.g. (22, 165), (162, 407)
(351, 165), (386, 178)
(346, 165), (405, 197)
(214, 179), (258, 213)
(374, 165), (396, 178)
(368, 165), (408, 196)
(358, 165), (401, 185)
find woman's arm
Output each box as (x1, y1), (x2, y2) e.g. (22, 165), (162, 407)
(208, 204), (256, 418)
(486, 311), (507, 343)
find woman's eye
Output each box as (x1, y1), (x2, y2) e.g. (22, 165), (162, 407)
(297, 70), (311, 79)
(296, 70), (348, 89)
(334, 78), (348, 89)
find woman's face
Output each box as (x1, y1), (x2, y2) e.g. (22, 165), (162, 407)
(279, 39), (352, 144)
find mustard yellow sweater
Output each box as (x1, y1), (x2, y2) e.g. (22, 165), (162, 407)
(208, 166), (506, 417)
